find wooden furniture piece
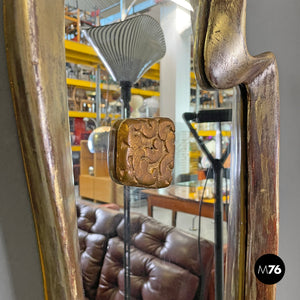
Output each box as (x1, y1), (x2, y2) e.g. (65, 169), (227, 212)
(143, 186), (228, 227)
(79, 140), (123, 205)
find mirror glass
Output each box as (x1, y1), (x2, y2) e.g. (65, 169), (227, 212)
(65, 3), (240, 299)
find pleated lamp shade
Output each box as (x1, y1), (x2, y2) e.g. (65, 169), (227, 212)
(84, 15), (166, 84)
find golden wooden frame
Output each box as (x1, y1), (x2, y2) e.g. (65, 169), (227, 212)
(3, 1), (84, 299)
(191, 0), (280, 299)
(3, 0), (279, 299)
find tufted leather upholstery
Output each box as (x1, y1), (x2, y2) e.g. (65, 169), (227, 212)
(77, 200), (214, 300)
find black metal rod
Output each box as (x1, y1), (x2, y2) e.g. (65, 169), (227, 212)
(183, 113), (215, 163)
(120, 80), (132, 299)
(197, 109), (232, 123)
(123, 185), (131, 300)
(182, 109), (232, 123)
(213, 161), (224, 300)
(183, 112), (227, 300)
(120, 81), (132, 118)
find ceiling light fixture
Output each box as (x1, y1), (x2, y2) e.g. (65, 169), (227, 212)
(170, 0), (193, 11)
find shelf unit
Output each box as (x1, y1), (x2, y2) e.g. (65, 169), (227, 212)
(65, 27), (163, 193)
(66, 38), (162, 155)
(65, 39), (160, 116)
(69, 111), (97, 119)
(66, 78), (160, 97)
(69, 111), (118, 152)
(65, 9), (81, 42)
(64, 14), (200, 188)
(65, 40), (196, 87)
(72, 145), (81, 152)
(65, 40), (161, 82)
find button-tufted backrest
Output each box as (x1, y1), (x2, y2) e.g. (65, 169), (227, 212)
(76, 200), (214, 300)
(77, 200), (123, 299)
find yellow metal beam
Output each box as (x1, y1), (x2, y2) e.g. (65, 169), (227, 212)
(68, 111), (97, 118)
(131, 88), (160, 97)
(71, 146), (81, 151)
(66, 78), (119, 92)
(67, 78), (96, 89)
(142, 69), (159, 81)
(65, 40), (101, 66)
(64, 41), (198, 85)
(66, 78), (160, 97)
(197, 130), (231, 137)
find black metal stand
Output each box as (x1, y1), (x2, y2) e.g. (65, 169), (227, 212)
(120, 80), (133, 299)
(120, 81), (132, 118)
(212, 160), (224, 300)
(123, 185), (131, 300)
(183, 109), (231, 300)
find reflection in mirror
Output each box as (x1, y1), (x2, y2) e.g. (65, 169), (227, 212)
(71, 3), (237, 299)
(134, 88), (235, 300)
(76, 86), (237, 300)
(57, 1), (279, 299)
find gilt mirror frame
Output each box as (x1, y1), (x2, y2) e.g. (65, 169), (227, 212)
(2, 0), (279, 300)
(191, 0), (279, 299)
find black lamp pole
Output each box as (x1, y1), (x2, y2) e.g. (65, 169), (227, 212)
(120, 81), (132, 119)
(120, 80), (133, 300)
(183, 110), (232, 300)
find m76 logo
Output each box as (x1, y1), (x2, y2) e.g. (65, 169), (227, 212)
(254, 254), (285, 284)
(257, 264), (282, 275)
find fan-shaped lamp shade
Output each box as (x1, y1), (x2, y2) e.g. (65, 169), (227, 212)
(83, 15), (166, 84)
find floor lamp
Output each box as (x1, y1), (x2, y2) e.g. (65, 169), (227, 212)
(84, 15), (166, 299)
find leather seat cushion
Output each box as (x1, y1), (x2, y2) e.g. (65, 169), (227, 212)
(97, 237), (199, 300)
(77, 201), (123, 299)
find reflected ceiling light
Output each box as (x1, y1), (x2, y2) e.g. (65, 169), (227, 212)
(170, 0), (193, 11)
(176, 4), (192, 34)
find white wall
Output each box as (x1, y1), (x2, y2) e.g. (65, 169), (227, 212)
(0, 1), (44, 299)
(246, 0), (300, 298)
(160, 3), (191, 179)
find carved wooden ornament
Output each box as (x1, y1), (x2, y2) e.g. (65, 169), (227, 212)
(191, 0), (280, 299)
(109, 117), (175, 188)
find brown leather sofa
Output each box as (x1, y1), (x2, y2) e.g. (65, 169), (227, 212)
(77, 200), (215, 300)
